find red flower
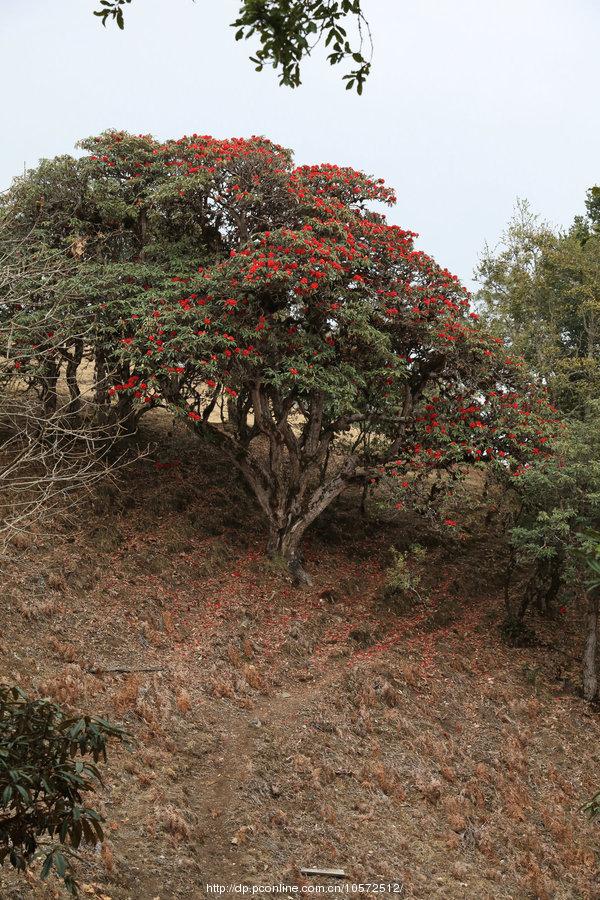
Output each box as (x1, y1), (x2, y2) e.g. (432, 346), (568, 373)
(188, 411), (201, 421)
(443, 519), (457, 526)
(289, 368), (299, 376)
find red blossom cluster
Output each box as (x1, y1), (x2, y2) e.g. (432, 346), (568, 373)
(82, 131), (558, 481)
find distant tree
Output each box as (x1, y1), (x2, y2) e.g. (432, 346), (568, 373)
(93, 0), (373, 92)
(477, 191), (600, 686)
(0, 685), (125, 896)
(476, 196), (600, 416)
(586, 185), (600, 228)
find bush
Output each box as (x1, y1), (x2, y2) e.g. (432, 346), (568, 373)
(378, 545), (426, 614)
(498, 409), (600, 622)
(0, 685), (126, 895)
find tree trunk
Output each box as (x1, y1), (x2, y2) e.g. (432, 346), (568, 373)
(263, 458), (359, 585)
(267, 520), (313, 586)
(94, 349), (109, 416)
(41, 360), (60, 417)
(583, 593), (599, 701)
(359, 481), (369, 517)
(226, 397), (236, 424)
(65, 339), (83, 417)
(204, 413), (358, 587)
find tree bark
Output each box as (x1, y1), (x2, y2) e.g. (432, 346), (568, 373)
(267, 520), (312, 586)
(583, 593), (599, 701)
(64, 339), (83, 417)
(41, 359), (60, 417)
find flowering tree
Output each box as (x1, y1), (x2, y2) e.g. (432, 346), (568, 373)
(3, 131), (556, 581)
(60, 131), (554, 583)
(0, 133), (211, 431)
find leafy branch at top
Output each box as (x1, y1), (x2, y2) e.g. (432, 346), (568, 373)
(232, 0), (372, 93)
(92, 0), (372, 92)
(93, 0), (131, 30)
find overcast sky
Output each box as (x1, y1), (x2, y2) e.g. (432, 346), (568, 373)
(1, 0), (599, 289)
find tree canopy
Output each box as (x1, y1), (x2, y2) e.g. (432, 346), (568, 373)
(477, 195), (600, 416)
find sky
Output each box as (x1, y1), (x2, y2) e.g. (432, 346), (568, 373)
(1, 0), (599, 290)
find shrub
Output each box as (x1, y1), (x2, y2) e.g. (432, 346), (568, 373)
(0, 685), (126, 895)
(378, 545), (426, 613)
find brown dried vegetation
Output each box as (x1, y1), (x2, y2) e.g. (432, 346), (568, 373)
(0, 420), (599, 898)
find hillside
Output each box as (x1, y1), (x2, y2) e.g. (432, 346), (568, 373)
(1, 416), (599, 900)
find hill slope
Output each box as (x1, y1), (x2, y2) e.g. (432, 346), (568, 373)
(1, 417), (599, 899)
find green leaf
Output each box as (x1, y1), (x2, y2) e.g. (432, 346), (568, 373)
(40, 853), (54, 880)
(54, 851), (67, 878)
(15, 784), (30, 802)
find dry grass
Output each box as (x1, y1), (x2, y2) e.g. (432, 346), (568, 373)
(0, 419), (599, 899)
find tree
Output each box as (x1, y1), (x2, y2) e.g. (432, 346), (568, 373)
(5, 131), (555, 583)
(86, 132), (556, 582)
(476, 191), (600, 685)
(93, 0), (373, 92)
(0, 685), (125, 896)
(0, 134), (204, 433)
(477, 196), (600, 416)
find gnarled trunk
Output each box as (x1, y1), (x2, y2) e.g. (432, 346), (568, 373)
(267, 520), (312, 585)
(262, 453), (359, 585)
(198, 385), (362, 585)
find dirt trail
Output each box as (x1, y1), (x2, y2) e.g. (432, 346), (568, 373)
(189, 666), (340, 893)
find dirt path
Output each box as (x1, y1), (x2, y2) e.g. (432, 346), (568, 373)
(187, 667), (341, 895)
